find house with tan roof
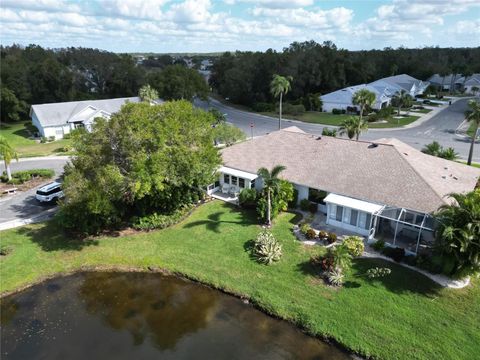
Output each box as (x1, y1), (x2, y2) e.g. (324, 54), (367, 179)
(211, 126), (479, 254)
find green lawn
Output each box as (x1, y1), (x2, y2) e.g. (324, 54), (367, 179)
(466, 121), (478, 138)
(0, 122), (72, 157)
(368, 115), (421, 128)
(1, 201), (479, 360)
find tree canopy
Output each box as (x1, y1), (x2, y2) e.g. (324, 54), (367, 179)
(57, 101), (221, 234)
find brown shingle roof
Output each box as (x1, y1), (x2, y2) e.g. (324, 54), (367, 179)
(221, 128), (480, 213)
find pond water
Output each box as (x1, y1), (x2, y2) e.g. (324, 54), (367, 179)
(0, 272), (350, 359)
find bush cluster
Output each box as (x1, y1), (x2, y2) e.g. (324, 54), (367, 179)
(342, 236), (365, 257)
(1, 169), (55, 184)
(332, 108), (346, 115)
(253, 230), (282, 265)
(252, 102), (275, 112)
(282, 103), (306, 115)
(131, 205), (194, 231)
(326, 232), (337, 244)
(305, 228), (317, 240)
(381, 246), (405, 262)
(238, 188), (257, 209)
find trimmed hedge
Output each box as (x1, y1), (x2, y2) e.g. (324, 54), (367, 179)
(1, 169), (55, 184)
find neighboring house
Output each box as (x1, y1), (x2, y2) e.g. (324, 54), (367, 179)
(426, 74), (463, 91)
(320, 74), (429, 113)
(214, 126), (480, 254)
(321, 84), (391, 112)
(30, 97), (158, 139)
(455, 74), (480, 94)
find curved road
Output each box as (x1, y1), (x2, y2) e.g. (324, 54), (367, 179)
(197, 97), (479, 162)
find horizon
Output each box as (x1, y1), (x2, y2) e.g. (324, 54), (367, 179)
(1, 0), (479, 53)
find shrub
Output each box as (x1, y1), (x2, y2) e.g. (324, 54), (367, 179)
(326, 232), (337, 244)
(404, 255), (417, 266)
(321, 127), (337, 137)
(318, 230), (328, 240)
(343, 236), (365, 257)
(299, 222), (311, 235)
(305, 228), (317, 240)
(326, 269), (344, 286)
(366, 267), (391, 279)
(331, 245), (352, 272)
(252, 102), (275, 112)
(382, 246), (405, 262)
(308, 202), (318, 213)
(372, 240), (385, 251)
(238, 188), (257, 209)
(332, 108), (342, 115)
(59, 145), (73, 153)
(282, 103), (306, 115)
(2, 169), (55, 184)
(63, 133), (71, 139)
(299, 199), (311, 212)
(40, 137), (47, 143)
(0, 245), (13, 256)
(132, 205), (193, 231)
(367, 113), (379, 122)
(311, 254), (334, 272)
(253, 230), (282, 265)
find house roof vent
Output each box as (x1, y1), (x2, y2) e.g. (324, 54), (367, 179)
(316, 136), (322, 140)
(368, 143), (378, 149)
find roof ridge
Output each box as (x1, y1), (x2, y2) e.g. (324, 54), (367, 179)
(390, 144), (448, 206)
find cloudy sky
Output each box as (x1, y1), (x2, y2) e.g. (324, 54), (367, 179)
(1, 0), (479, 53)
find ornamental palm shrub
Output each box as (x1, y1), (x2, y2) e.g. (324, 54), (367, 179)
(434, 190), (480, 278)
(343, 236), (365, 257)
(326, 268), (345, 286)
(239, 188), (257, 209)
(253, 230), (283, 265)
(331, 244), (352, 273)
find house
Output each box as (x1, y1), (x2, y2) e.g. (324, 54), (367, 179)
(320, 74), (429, 113)
(212, 126), (480, 254)
(30, 97), (153, 139)
(455, 74), (480, 94)
(321, 84), (391, 112)
(426, 74), (463, 91)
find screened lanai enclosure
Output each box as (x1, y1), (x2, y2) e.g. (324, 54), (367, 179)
(371, 206), (437, 255)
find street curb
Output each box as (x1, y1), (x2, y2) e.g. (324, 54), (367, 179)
(15, 155), (71, 162)
(0, 207), (58, 231)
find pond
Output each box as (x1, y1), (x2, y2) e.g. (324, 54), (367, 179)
(0, 272), (350, 359)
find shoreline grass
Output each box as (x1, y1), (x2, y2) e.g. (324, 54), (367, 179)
(1, 201), (478, 360)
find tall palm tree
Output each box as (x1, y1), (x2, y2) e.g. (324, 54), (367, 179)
(0, 135), (18, 181)
(257, 165), (286, 226)
(339, 116), (368, 141)
(434, 190), (480, 277)
(392, 90), (412, 116)
(270, 75), (292, 130)
(466, 99), (480, 165)
(352, 89), (376, 124)
(139, 84), (159, 103)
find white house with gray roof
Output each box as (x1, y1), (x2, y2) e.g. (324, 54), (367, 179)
(30, 97), (145, 139)
(321, 74), (429, 113)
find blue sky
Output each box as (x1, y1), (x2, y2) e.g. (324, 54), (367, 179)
(1, 0), (479, 53)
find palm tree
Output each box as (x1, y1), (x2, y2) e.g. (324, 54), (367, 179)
(352, 89), (376, 124)
(339, 116), (368, 141)
(439, 147), (459, 161)
(392, 90), (412, 116)
(331, 245), (352, 272)
(421, 141), (442, 156)
(466, 99), (480, 165)
(0, 135), (19, 181)
(270, 75), (292, 130)
(257, 165), (286, 226)
(139, 85), (159, 103)
(434, 191), (480, 277)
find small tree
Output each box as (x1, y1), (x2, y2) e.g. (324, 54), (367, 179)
(434, 190), (480, 278)
(339, 116), (368, 141)
(270, 75), (292, 130)
(352, 89), (376, 124)
(0, 135), (19, 181)
(138, 84), (159, 103)
(213, 123), (246, 146)
(257, 165), (286, 226)
(465, 100), (480, 166)
(392, 90), (413, 116)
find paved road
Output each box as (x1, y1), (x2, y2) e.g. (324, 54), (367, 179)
(0, 157), (69, 223)
(197, 97), (479, 162)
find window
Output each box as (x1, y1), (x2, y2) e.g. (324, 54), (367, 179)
(365, 213), (372, 229)
(308, 188), (327, 204)
(250, 179), (256, 189)
(224, 174), (230, 184)
(231, 176), (238, 186)
(335, 206), (343, 222)
(350, 210), (358, 226)
(343, 208), (351, 224)
(329, 204), (336, 220)
(358, 212), (367, 228)
(214, 181), (220, 188)
(239, 178), (245, 188)
(55, 129), (63, 136)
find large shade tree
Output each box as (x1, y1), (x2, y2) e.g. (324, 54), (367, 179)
(0, 135), (18, 181)
(466, 99), (480, 166)
(57, 101), (221, 234)
(257, 165), (286, 226)
(434, 190), (480, 278)
(270, 75), (292, 130)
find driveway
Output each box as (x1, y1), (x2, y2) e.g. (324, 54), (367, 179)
(0, 156), (69, 224)
(196, 97), (479, 162)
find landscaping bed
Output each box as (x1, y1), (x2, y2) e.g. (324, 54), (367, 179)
(0, 201), (479, 360)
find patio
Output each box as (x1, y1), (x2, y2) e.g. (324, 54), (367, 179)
(210, 188), (239, 205)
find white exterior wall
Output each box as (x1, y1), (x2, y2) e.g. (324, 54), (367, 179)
(325, 202), (372, 237)
(322, 102), (355, 113)
(31, 110), (73, 140)
(293, 183), (309, 204)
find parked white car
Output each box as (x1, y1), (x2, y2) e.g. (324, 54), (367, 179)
(35, 182), (64, 203)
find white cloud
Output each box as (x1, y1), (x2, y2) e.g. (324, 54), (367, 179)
(239, 0), (313, 9)
(167, 0), (212, 23)
(101, 0), (169, 21)
(1, 0), (80, 12)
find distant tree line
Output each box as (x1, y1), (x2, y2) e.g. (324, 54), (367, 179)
(210, 40), (480, 109)
(0, 44), (208, 122)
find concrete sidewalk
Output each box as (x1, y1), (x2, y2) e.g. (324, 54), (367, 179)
(0, 207), (58, 231)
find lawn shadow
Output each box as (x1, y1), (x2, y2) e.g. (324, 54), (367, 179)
(182, 203), (256, 233)
(288, 211), (303, 225)
(13, 128), (32, 139)
(15, 221), (99, 252)
(296, 259), (321, 278)
(243, 239), (258, 261)
(353, 258), (442, 297)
